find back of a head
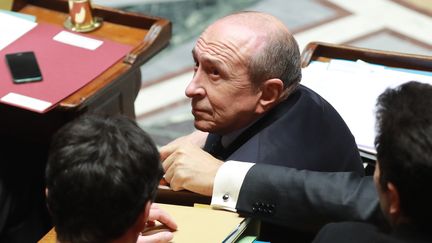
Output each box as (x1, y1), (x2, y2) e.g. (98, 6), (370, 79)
(45, 114), (163, 243)
(219, 11), (302, 91)
(375, 81), (432, 231)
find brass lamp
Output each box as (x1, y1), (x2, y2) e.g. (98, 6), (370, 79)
(64, 0), (102, 32)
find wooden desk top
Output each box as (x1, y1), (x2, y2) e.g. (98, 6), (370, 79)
(12, 0), (171, 109)
(38, 204), (244, 243)
(38, 228), (56, 243)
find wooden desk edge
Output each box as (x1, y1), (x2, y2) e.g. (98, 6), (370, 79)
(155, 187), (212, 207)
(301, 41), (432, 71)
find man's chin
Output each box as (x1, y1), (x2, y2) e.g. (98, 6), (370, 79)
(193, 120), (214, 133)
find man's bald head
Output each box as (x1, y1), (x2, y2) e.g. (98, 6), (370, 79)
(205, 11), (302, 90)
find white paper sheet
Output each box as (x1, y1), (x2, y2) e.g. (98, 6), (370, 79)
(1, 92), (52, 113)
(301, 59), (432, 156)
(0, 12), (37, 51)
(53, 31), (103, 50)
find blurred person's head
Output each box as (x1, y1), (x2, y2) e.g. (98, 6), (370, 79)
(45, 114), (163, 243)
(374, 81), (432, 231)
(186, 11), (301, 135)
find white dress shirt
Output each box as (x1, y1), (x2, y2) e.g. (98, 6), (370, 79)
(211, 160), (255, 211)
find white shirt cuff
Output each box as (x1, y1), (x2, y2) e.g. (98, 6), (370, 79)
(211, 160), (255, 212)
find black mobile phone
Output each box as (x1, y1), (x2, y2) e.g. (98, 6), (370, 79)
(5, 51), (43, 84)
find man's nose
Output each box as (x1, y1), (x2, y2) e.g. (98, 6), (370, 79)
(185, 70), (205, 98)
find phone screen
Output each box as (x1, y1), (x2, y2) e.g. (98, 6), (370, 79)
(5, 51), (43, 84)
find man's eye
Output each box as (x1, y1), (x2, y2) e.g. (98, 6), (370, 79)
(211, 69), (219, 76)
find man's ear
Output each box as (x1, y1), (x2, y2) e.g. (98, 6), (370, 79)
(116, 201), (152, 242)
(45, 188), (52, 214)
(139, 201), (152, 231)
(256, 78), (284, 114)
(130, 200), (152, 236)
(386, 182), (401, 225)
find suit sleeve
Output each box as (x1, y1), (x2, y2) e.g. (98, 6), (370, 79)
(236, 163), (385, 232)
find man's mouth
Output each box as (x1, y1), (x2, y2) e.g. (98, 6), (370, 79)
(192, 108), (209, 117)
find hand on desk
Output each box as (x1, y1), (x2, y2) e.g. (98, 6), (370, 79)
(160, 143), (223, 196)
(138, 204), (178, 243)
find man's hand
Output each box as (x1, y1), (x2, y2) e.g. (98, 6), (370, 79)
(163, 130), (208, 148)
(137, 231), (173, 243)
(160, 143), (223, 196)
(138, 204), (177, 243)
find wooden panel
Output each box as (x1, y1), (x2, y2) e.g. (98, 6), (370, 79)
(301, 41), (432, 71)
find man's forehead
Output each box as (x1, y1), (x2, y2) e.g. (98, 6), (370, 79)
(192, 44), (225, 65)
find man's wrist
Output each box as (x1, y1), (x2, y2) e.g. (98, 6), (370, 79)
(211, 160), (255, 211)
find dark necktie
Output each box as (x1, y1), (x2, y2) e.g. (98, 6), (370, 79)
(204, 135), (225, 159)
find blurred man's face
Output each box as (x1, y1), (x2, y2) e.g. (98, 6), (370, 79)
(185, 21), (266, 135)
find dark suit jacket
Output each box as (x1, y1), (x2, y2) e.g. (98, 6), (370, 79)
(0, 179), (11, 235)
(313, 222), (432, 243)
(205, 85), (366, 241)
(204, 85), (363, 173)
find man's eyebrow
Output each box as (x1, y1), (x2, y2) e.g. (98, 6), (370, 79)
(202, 56), (224, 67)
(192, 48), (224, 67)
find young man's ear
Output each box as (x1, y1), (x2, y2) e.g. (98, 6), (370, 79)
(45, 188), (52, 214)
(256, 78), (284, 114)
(117, 201), (152, 242)
(136, 201), (152, 233)
(386, 182), (401, 225)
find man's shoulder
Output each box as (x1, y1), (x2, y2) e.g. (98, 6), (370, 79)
(297, 84), (333, 108)
(313, 222), (414, 243)
(313, 222), (382, 243)
(322, 221), (380, 232)
(277, 84), (337, 116)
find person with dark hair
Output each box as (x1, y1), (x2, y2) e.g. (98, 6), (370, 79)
(312, 81), (432, 243)
(161, 11), (363, 198)
(45, 114), (177, 243)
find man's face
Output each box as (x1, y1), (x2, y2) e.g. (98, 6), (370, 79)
(186, 22), (266, 135)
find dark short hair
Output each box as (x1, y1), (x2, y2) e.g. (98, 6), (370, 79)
(248, 26), (302, 90)
(45, 114), (163, 243)
(375, 81), (432, 230)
